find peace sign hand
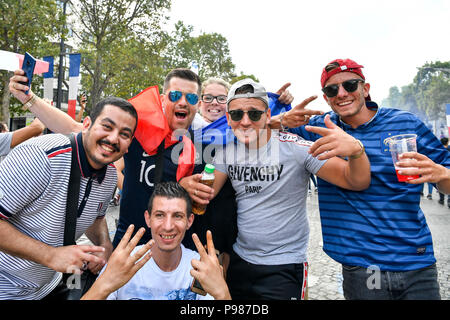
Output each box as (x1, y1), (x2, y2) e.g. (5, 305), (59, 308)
(190, 231), (231, 300)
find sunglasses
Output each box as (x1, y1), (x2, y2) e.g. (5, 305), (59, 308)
(228, 109), (266, 122)
(201, 94), (227, 104)
(168, 90), (199, 105)
(322, 79), (365, 98)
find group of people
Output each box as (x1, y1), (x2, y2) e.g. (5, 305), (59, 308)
(0, 57), (449, 300)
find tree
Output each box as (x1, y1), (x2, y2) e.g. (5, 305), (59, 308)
(69, 0), (171, 109)
(165, 21), (236, 82)
(0, 0), (63, 123)
(414, 61), (450, 120)
(382, 60), (449, 123)
(230, 72), (259, 85)
(382, 86), (401, 108)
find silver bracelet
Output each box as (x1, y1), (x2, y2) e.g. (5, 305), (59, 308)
(280, 112), (289, 132)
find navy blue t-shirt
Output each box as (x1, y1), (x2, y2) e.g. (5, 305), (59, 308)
(113, 138), (202, 248)
(113, 138), (237, 253)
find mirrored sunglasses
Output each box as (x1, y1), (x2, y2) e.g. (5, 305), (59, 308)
(168, 90), (199, 105)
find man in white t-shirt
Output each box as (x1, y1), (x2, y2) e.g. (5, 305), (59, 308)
(82, 181), (231, 300)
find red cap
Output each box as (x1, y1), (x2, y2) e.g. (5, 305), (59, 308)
(321, 59), (365, 87)
(320, 58), (371, 101)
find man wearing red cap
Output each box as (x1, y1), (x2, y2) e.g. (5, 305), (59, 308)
(281, 59), (450, 300)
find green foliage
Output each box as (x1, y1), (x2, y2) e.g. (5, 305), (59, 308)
(70, 0), (172, 111)
(1, 1), (251, 121)
(230, 73), (260, 85)
(383, 61), (450, 121)
(164, 21), (236, 82)
(0, 0), (64, 121)
(413, 61), (450, 120)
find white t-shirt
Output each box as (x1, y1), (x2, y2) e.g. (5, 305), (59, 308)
(107, 244), (214, 300)
(191, 113), (211, 130)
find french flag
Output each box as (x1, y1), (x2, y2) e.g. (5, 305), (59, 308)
(43, 56), (54, 104)
(68, 53), (81, 119)
(447, 104), (450, 138)
(0, 50), (49, 74)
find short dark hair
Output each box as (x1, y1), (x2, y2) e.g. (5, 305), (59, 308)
(0, 122), (8, 133)
(147, 181), (192, 217)
(163, 68), (201, 96)
(234, 84), (254, 95)
(441, 137), (449, 146)
(89, 96), (138, 133)
(325, 62), (340, 73)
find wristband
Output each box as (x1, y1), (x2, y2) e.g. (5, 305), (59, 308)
(280, 113), (289, 132)
(349, 139), (365, 160)
(22, 94), (37, 110)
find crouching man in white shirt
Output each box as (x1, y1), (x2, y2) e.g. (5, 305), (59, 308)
(82, 181), (231, 300)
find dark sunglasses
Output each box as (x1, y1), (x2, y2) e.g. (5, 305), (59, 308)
(201, 94), (227, 104)
(322, 79), (364, 98)
(168, 90), (199, 105)
(228, 109), (265, 122)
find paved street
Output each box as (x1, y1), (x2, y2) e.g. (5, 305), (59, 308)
(88, 188), (449, 300)
(306, 189), (450, 300)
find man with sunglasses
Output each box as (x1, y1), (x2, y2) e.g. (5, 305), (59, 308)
(285, 58), (450, 300)
(197, 78), (371, 300)
(112, 68), (206, 249)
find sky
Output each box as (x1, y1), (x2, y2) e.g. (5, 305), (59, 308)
(166, 0), (450, 112)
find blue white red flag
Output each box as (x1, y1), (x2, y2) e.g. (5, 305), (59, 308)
(68, 54), (81, 119)
(43, 56), (54, 104)
(0, 50), (49, 74)
(446, 103), (450, 137)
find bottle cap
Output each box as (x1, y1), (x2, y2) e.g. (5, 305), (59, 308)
(204, 164), (215, 173)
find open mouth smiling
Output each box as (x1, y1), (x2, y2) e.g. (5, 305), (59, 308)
(175, 110), (188, 120)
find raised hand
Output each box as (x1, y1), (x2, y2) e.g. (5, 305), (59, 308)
(81, 225), (154, 300)
(306, 114), (363, 160)
(9, 69), (33, 104)
(275, 82), (294, 105)
(281, 95), (323, 128)
(190, 231), (231, 300)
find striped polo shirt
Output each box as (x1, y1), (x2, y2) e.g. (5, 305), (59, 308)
(0, 132), (12, 157)
(290, 104), (450, 271)
(0, 133), (117, 299)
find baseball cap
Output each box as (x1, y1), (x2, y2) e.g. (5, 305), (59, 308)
(321, 59), (365, 88)
(227, 78), (269, 109)
(320, 58), (371, 101)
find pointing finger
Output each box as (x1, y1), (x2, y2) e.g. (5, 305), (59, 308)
(192, 233), (207, 259)
(323, 114), (337, 129)
(275, 82), (291, 95)
(304, 125), (331, 137)
(205, 230), (216, 257)
(293, 95), (318, 110)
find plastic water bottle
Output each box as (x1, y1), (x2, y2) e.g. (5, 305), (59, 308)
(192, 164), (215, 215)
